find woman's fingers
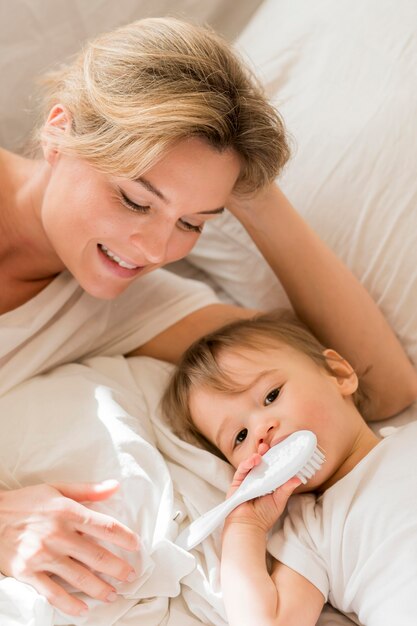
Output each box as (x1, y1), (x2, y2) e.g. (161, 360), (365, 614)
(53, 479), (120, 503)
(0, 483), (139, 615)
(28, 572), (89, 617)
(64, 532), (136, 582)
(70, 503), (140, 553)
(45, 556), (119, 604)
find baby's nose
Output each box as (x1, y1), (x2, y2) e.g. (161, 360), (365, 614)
(255, 423), (277, 447)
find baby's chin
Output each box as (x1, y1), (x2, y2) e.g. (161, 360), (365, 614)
(293, 480), (317, 495)
(293, 470), (330, 495)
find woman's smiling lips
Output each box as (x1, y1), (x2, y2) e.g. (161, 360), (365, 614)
(97, 243), (145, 278)
(99, 244), (139, 268)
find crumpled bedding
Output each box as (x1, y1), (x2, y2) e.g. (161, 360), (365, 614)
(0, 354), (371, 625)
(0, 355), (229, 625)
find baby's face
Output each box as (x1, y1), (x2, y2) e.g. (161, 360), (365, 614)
(189, 343), (360, 491)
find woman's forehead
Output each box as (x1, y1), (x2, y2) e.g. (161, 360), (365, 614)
(131, 138), (240, 207)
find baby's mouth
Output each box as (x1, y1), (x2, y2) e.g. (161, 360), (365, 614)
(270, 433), (292, 448)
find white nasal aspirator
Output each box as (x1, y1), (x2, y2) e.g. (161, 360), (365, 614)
(176, 430), (325, 551)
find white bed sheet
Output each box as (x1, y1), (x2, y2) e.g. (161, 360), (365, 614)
(0, 356), (227, 626)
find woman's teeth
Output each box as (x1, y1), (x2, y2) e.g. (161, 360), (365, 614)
(99, 244), (138, 269)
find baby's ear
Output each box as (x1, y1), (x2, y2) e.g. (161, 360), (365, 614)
(323, 349), (358, 396)
(41, 104), (72, 164)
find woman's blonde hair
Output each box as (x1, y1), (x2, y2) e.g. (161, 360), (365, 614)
(36, 17), (290, 191)
(162, 310), (370, 459)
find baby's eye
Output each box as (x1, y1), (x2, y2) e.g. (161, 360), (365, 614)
(264, 387), (281, 406)
(235, 429), (248, 446)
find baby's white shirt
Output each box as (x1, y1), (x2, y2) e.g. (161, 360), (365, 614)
(268, 421), (417, 626)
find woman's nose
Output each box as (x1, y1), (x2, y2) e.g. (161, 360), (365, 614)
(130, 223), (172, 265)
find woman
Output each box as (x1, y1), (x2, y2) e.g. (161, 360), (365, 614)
(0, 17), (415, 617)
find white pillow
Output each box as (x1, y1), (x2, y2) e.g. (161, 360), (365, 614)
(186, 0), (417, 366)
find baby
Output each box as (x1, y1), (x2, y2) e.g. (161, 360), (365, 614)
(162, 310), (417, 626)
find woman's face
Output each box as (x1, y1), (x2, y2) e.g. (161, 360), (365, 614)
(40, 137), (241, 299)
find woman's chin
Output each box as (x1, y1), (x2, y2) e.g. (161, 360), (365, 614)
(75, 275), (134, 300)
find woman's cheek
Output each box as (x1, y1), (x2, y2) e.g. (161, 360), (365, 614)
(167, 232), (200, 263)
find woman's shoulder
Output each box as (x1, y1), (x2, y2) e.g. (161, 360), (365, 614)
(0, 147), (21, 180)
(0, 146), (42, 194)
(0, 148), (35, 217)
(0, 148), (14, 198)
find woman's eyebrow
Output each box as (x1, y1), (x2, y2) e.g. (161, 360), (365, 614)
(135, 177), (224, 214)
(136, 176), (167, 202)
(198, 207), (225, 215)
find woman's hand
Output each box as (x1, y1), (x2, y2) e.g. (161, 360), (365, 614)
(226, 182), (278, 221)
(225, 450), (300, 534)
(0, 481), (139, 617)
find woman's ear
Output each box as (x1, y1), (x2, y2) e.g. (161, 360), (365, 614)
(42, 104), (72, 164)
(323, 348), (358, 396)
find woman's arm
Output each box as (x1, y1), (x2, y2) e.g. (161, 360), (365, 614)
(136, 183), (417, 419)
(227, 183), (417, 419)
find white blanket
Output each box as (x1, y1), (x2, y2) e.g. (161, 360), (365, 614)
(0, 355), (232, 625)
(0, 354), (390, 625)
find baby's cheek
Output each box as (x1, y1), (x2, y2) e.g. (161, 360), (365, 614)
(300, 398), (334, 428)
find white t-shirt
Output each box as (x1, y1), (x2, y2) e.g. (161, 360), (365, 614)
(268, 421), (417, 626)
(0, 269), (218, 395)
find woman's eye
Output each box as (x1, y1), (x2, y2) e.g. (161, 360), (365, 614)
(264, 387), (281, 406)
(234, 428), (248, 446)
(178, 219), (203, 234)
(119, 190), (150, 214)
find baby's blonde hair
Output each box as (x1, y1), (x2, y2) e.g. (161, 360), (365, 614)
(36, 17), (290, 190)
(162, 310), (370, 459)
